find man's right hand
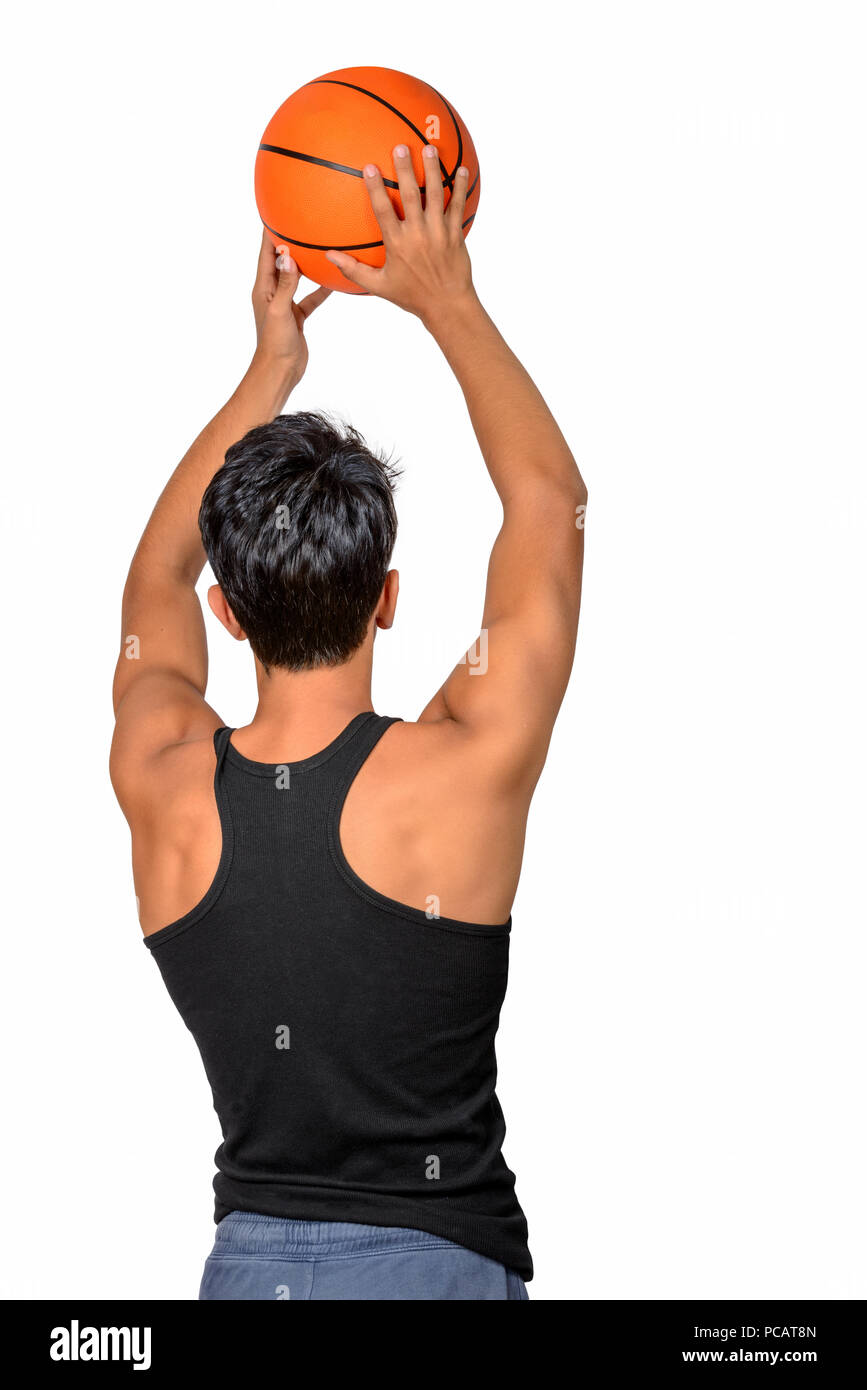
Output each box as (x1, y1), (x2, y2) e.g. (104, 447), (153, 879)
(326, 144), (476, 325)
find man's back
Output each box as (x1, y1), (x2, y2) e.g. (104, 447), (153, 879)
(134, 708), (533, 936)
(142, 713), (532, 1278)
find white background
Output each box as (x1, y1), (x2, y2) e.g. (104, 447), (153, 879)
(1, 0), (864, 1301)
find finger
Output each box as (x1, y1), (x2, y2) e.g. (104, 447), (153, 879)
(445, 164), (471, 231)
(325, 250), (383, 294)
(362, 163), (400, 241)
(296, 285), (332, 320)
(422, 144), (444, 219)
(392, 144), (423, 223)
(273, 249), (301, 301)
(254, 227), (278, 295)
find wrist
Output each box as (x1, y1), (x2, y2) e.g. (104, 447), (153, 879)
(243, 350), (301, 412)
(421, 287), (486, 341)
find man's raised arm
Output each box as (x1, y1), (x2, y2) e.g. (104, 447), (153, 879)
(111, 238), (329, 794)
(327, 147), (586, 789)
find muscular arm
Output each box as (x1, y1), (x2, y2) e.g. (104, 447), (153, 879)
(421, 297), (586, 774)
(110, 237), (329, 802)
(328, 147), (586, 789)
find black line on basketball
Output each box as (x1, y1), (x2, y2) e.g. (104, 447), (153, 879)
(261, 202), (474, 256)
(427, 84), (463, 189)
(262, 219), (384, 253)
(309, 78), (452, 188)
(259, 143), (400, 190)
(259, 142), (456, 199)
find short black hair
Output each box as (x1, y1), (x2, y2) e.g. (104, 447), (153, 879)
(199, 412), (399, 671)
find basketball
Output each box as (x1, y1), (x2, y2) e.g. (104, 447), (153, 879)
(255, 67), (480, 294)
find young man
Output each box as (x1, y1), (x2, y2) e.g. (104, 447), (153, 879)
(111, 145), (587, 1301)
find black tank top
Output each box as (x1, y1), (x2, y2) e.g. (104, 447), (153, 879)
(145, 713), (531, 1279)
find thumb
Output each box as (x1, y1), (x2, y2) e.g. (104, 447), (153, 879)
(325, 250), (380, 294)
(273, 246), (301, 301)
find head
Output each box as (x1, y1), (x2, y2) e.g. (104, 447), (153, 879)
(199, 412), (399, 672)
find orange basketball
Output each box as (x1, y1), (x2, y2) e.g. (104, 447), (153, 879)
(254, 66), (480, 294)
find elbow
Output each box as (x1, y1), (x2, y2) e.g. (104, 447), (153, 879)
(568, 455), (588, 508)
(501, 460), (587, 526)
(559, 467), (588, 540)
(554, 468), (588, 523)
(547, 455), (587, 513)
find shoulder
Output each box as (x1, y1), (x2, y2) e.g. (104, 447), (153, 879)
(110, 667), (222, 815)
(368, 713), (531, 809)
(110, 721), (222, 830)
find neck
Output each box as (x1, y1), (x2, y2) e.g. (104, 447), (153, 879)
(233, 644), (375, 760)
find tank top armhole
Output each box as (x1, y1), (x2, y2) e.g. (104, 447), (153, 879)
(327, 716), (512, 937)
(143, 727), (236, 951)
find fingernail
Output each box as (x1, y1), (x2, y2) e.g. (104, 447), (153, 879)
(394, 144), (409, 158)
(364, 163), (377, 178)
(423, 144), (438, 159)
(277, 253), (296, 272)
(457, 166), (469, 179)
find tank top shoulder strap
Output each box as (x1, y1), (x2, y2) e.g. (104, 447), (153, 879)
(327, 712), (402, 796)
(209, 724), (237, 813)
(213, 725), (234, 765)
(320, 710), (399, 816)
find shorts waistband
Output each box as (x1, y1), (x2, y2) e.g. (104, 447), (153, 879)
(214, 1211), (460, 1258)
